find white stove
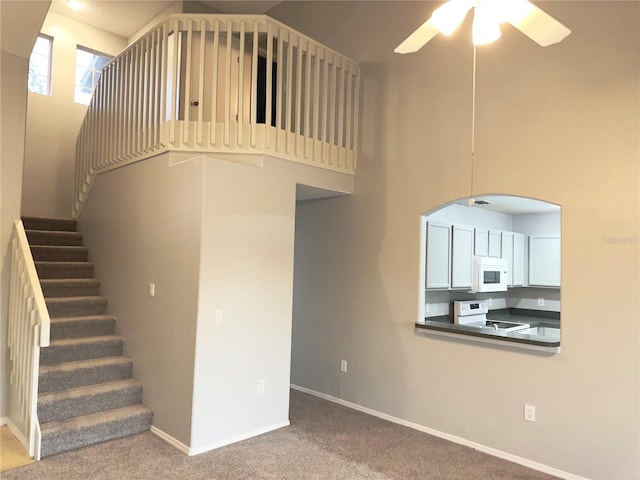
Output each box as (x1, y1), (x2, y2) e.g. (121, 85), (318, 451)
(453, 300), (529, 332)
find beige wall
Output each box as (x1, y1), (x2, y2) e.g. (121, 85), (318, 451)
(22, 11), (126, 218)
(77, 154), (204, 445)
(1, 0), (50, 423)
(191, 156), (297, 451)
(273, 2), (640, 479)
(77, 151), (352, 450)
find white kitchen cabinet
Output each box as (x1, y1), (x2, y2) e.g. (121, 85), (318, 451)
(488, 231), (502, 257)
(425, 222), (451, 289)
(513, 233), (525, 286)
(529, 235), (561, 287)
(451, 224), (474, 289)
(474, 228), (488, 257)
(500, 231), (526, 287)
(501, 232), (514, 286)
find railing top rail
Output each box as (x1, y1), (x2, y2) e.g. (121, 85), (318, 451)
(111, 13), (359, 70)
(13, 220), (50, 347)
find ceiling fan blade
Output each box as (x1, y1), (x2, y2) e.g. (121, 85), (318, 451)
(394, 18), (440, 54)
(505, 0), (571, 46)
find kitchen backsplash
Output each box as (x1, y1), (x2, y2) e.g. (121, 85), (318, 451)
(424, 287), (561, 318)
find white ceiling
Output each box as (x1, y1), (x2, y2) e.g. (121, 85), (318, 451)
(47, 0), (281, 39)
(200, 1), (282, 15)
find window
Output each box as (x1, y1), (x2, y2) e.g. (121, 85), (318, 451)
(28, 34), (53, 95)
(74, 46), (111, 105)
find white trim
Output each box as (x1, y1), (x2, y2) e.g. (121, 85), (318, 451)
(152, 421), (290, 457)
(188, 421), (290, 456)
(290, 384), (589, 480)
(150, 426), (190, 455)
(2, 417), (29, 451)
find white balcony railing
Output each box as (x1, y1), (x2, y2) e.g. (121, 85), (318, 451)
(7, 220), (51, 460)
(73, 14), (360, 218)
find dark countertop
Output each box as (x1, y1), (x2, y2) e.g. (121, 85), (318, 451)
(416, 309), (560, 348)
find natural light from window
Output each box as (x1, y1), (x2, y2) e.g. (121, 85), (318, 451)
(28, 34), (53, 95)
(75, 46), (111, 105)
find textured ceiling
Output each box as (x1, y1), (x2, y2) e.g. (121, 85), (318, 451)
(47, 1), (281, 40)
(48, 1), (173, 38)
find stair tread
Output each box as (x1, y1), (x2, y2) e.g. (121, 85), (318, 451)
(42, 278), (100, 284)
(39, 379), (141, 403)
(40, 356), (132, 375)
(40, 404), (152, 432)
(22, 216), (76, 228)
(46, 296), (107, 303)
(48, 335), (123, 347)
(36, 261), (94, 266)
(51, 314), (115, 324)
(26, 229), (82, 236)
(31, 245), (88, 251)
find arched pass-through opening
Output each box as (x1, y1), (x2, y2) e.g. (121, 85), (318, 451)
(417, 195), (561, 352)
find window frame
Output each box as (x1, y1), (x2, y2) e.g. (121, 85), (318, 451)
(74, 45), (112, 105)
(28, 33), (53, 96)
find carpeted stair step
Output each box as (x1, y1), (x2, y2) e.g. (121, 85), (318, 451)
(38, 379), (143, 423)
(25, 229), (83, 246)
(36, 261), (94, 279)
(50, 315), (116, 340)
(46, 296), (107, 318)
(40, 336), (124, 365)
(40, 404), (153, 458)
(30, 245), (89, 262)
(22, 216), (77, 232)
(39, 357), (134, 394)
(41, 278), (101, 298)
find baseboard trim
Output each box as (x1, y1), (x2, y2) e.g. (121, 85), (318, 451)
(151, 420), (291, 457)
(150, 426), (190, 455)
(188, 420), (290, 456)
(1, 417), (29, 450)
(290, 384), (589, 480)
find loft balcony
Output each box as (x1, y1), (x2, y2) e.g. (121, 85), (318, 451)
(74, 14), (360, 217)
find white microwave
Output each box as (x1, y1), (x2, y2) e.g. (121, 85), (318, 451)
(470, 257), (508, 293)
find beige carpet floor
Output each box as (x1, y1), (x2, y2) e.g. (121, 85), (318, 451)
(3, 389), (559, 479)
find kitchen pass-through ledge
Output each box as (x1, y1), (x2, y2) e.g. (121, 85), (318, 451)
(415, 321), (561, 354)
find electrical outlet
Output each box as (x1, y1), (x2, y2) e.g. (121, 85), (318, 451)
(257, 379), (265, 394)
(524, 404), (536, 422)
(149, 283), (155, 297)
(425, 303), (430, 313)
(215, 309), (223, 324)
(487, 297), (492, 307)
(340, 359), (348, 372)
(537, 298), (544, 307)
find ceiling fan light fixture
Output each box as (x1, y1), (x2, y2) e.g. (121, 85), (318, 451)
(431, 0), (473, 36)
(472, 4), (502, 45)
(67, 0), (83, 10)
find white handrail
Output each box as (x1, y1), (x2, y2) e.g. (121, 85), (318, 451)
(73, 14), (360, 218)
(7, 220), (50, 460)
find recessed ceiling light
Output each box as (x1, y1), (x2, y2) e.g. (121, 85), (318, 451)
(67, 0), (83, 10)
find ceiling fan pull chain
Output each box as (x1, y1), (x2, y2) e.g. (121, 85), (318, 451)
(470, 44), (477, 200)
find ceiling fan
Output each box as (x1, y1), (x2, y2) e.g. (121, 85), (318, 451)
(395, 0), (571, 53)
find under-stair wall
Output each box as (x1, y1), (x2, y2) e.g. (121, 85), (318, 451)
(77, 151), (350, 453)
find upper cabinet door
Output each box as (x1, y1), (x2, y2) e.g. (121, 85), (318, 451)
(451, 224), (474, 289)
(474, 227), (488, 256)
(425, 222), (451, 289)
(488, 230), (502, 257)
(501, 232), (514, 286)
(529, 235), (561, 287)
(512, 233), (525, 286)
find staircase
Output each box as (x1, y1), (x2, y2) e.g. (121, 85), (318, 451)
(22, 216), (153, 458)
